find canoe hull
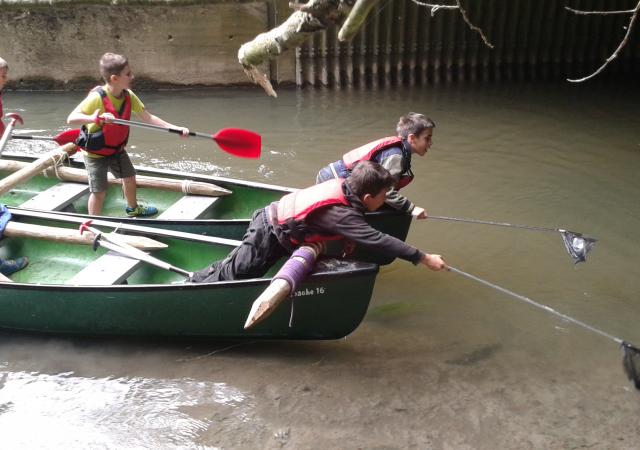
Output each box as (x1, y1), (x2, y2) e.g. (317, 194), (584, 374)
(0, 264), (377, 339)
(0, 210), (378, 339)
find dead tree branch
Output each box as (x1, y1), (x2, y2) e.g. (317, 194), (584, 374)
(565, 6), (637, 16)
(338, 0), (382, 42)
(455, 0), (494, 48)
(566, 0), (640, 82)
(238, 0), (351, 97)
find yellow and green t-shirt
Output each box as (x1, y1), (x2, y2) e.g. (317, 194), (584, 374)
(76, 86), (145, 157)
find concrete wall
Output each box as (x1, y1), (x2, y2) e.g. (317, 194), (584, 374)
(0, 0), (296, 89)
(2, 0), (637, 90)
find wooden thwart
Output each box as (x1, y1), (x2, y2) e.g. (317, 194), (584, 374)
(157, 196), (220, 220)
(67, 251), (143, 285)
(19, 182), (89, 211)
(0, 272), (14, 283)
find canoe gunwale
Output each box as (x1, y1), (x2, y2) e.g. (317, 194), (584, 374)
(0, 258), (379, 290)
(2, 151), (297, 194)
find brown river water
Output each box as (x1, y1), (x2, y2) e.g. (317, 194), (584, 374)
(0, 81), (639, 449)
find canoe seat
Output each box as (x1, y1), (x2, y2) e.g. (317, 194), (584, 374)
(157, 195), (220, 220)
(20, 182), (89, 212)
(67, 251), (143, 285)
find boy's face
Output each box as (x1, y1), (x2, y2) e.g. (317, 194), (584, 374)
(408, 128), (433, 156)
(0, 68), (8, 90)
(362, 187), (388, 212)
(110, 64), (134, 89)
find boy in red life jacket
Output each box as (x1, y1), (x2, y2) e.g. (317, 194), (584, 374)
(190, 161), (446, 283)
(0, 57), (8, 135)
(67, 52), (189, 217)
(316, 112), (435, 220)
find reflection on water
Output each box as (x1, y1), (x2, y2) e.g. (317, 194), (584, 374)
(1, 81), (639, 448)
(0, 368), (248, 448)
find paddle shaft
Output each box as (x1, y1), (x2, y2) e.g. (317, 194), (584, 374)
(448, 266), (623, 345)
(82, 223), (192, 277)
(10, 135), (58, 142)
(11, 134), (56, 141)
(95, 238), (192, 277)
(109, 117), (211, 140)
(99, 117), (261, 159)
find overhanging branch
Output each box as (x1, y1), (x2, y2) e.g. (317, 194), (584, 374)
(566, 0), (640, 82)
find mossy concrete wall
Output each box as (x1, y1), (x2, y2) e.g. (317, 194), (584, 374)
(0, 0), (296, 89)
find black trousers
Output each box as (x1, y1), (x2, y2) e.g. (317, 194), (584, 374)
(189, 208), (289, 283)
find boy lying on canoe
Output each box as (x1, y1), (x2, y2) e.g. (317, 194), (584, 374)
(316, 112), (435, 220)
(67, 52), (189, 217)
(190, 161), (446, 283)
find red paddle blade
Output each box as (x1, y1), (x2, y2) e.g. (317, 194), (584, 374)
(54, 129), (81, 145)
(212, 128), (261, 159)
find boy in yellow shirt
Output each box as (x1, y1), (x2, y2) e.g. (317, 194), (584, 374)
(67, 52), (188, 216)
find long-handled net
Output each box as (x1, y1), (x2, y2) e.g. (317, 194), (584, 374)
(448, 266), (640, 390)
(559, 230), (598, 264)
(427, 215), (597, 264)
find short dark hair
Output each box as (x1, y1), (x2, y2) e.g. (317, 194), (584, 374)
(396, 112), (435, 139)
(99, 53), (128, 83)
(348, 161), (395, 197)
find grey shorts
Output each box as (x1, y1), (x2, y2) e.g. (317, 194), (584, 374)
(83, 151), (136, 193)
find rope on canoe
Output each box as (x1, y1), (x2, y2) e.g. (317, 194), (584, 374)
(181, 179), (194, 194)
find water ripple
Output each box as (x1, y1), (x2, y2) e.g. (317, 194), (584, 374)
(0, 371), (252, 449)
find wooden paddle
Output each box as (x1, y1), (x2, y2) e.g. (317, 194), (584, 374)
(244, 242), (325, 329)
(0, 159), (232, 197)
(0, 142), (79, 196)
(104, 117), (262, 159)
(0, 113), (24, 154)
(4, 220), (167, 250)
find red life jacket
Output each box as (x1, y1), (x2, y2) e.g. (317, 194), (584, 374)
(76, 86), (131, 156)
(276, 179), (350, 245)
(342, 136), (414, 189)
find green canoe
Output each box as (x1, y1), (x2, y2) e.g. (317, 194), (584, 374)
(0, 208), (379, 339)
(0, 152), (412, 264)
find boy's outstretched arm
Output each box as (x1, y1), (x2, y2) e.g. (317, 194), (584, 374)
(136, 110), (189, 136)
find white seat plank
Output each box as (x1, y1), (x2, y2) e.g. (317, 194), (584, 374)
(157, 195), (219, 220)
(67, 251), (143, 285)
(20, 182), (89, 211)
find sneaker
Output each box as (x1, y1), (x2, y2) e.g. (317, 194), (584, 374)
(125, 204), (158, 217)
(0, 256), (29, 276)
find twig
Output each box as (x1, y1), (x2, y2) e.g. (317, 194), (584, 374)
(566, 0), (640, 82)
(410, 0), (458, 16)
(456, 0), (494, 48)
(565, 6), (637, 15)
(410, 1), (493, 48)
